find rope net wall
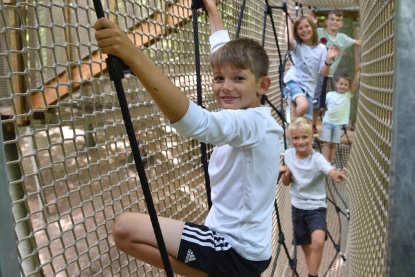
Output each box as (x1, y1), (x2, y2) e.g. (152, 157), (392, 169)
(0, 0), (392, 276)
(345, 0), (394, 276)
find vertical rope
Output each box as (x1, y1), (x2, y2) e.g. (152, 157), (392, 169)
(92, 1), (174, 276)
(191, 0), (212, 209)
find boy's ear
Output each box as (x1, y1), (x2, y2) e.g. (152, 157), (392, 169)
(257, 76), (271, 95)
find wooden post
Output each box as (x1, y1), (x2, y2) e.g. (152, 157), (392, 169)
(7, 1), (28, 126)
(1, 109), (43, 276)
(0, 110), (20, 277)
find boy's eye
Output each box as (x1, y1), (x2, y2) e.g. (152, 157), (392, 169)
(213, 76), (224, 81)
(235, 76), (245, 81)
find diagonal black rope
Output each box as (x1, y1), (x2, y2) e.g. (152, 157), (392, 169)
(323, 177), (348, 276)
(261, 0), (294, 149)
(323, 230), (347, 277)
(91, 1), (174, 276)
(191, 0), (212, 209)
(270, 176), (299, 277)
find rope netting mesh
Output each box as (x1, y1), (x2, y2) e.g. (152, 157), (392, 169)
(344, 0), (394, 276)
(0, 0), (393, 276)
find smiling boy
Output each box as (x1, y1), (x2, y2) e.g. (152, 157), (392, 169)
(94, 0), (283, 276)
(321, 70), (360, 165)
(280, 117), (347, 277)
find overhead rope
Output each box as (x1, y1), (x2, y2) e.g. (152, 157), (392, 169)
(295, 2), (304, 16)
(91, 1), (174, 276)
(191, 0), (212, 209)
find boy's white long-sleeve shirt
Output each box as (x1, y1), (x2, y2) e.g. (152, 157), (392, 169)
(171, 30), (283, 261)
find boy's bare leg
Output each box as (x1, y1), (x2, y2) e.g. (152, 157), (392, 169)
(294, 95), (309, 118)
(112, 212), (208, 277)
(322, 142), (330, 162)
(301, 230), (326, 275)
(312, 108), (319, 127)
(329, 143), (336, 164)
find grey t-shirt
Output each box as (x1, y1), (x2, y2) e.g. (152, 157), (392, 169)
(317, 28), (355, 77)
(284, 148), (333, 210)
(283, 41), (327, 98)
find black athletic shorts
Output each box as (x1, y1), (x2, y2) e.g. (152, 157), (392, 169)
(292, 206), (327, 245)
(177, 222), (271, 277)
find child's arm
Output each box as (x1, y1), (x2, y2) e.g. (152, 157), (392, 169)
(354, 39), (362, 47)
(320, 45), (341, 77)
(203, 0), (225, 34)
(350, 66), (361, 95)
(94, 19), (189, 123)
(279, 165), (292, 186)
(328, 167), (347, 183)
(285, 13), (295, 50)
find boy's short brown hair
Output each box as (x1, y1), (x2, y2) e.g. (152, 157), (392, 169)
(328, 9), (344, 18)
(208, 37), (269, 80)
(336, 73), (352, 85)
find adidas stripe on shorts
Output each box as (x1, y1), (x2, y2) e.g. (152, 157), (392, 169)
(177, 222), (271, 277)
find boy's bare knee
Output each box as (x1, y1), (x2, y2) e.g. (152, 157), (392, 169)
(313, 239), (325, 250)
(312, 239), (326, 250)
(294, 96), (309, 115)
(113, 213), (133, 244)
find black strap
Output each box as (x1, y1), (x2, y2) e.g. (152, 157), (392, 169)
(191, 0), (212, 209)
(92, 1), (174, 276)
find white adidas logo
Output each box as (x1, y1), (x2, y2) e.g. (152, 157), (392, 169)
(185, 249), (196, 263)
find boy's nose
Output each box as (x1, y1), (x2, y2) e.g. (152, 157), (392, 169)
(222, 79), (232, 90)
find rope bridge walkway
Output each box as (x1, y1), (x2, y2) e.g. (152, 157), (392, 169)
(0, 0), (396, 276)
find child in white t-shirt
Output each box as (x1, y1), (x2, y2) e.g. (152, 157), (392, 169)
(94, 0), (283, 276)
(321, 69), (360, 164)
(280, 117), (347, 277)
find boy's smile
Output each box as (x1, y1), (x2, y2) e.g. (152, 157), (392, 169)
(212, 64), (268, 110)
(290, 128), (313, 158)
(335, 78), (350, 93)
(325, 14), (344, 32)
